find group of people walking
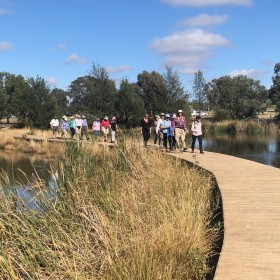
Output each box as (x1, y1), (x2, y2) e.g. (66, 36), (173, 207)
(50, 115), (118, 143)
(140, 109), (204, 153)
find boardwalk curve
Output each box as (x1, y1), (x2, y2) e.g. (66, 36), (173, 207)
(171, 150), (280, 280)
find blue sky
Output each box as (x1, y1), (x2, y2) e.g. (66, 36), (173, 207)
(0, 0), (279, 92)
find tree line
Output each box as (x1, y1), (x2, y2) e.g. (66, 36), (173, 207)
(0, 62), (279, 129)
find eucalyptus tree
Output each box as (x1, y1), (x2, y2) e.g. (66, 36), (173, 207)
(192, 70), (207, 112)
(268, 62), (280, 115)
(115, 78), (145, 127)
(137, 70), (168, 115)
(25, 77), (57, 128)
(206, 75), (268, 120)
(69, 63), (117, 117)
(50, 88), (69, 116)
(163, 66), (189, 113)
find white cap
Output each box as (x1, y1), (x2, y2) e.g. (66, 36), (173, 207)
(178, 109), (183, 113)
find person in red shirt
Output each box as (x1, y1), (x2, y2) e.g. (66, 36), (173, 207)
(101, 116), (110, 142)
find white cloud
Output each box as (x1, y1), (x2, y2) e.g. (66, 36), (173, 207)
(180, 14), (229, 27)
(66, 53), (87, 64)
(0, 41), (12, 51)
(57, 43), (67, 50)
(161, 0), (251, 7)
(48, 77), (59, 86)
(0, 8), (12, 15)
(228, 69), (267, 79)
(106, 65), (134, 74)
(150, 29), (229, 74)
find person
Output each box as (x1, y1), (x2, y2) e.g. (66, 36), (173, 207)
(69, 116), (75, 138)
(101, 116), (110, 142)
(74, 114), (83, 141)
(50, 116), (59, 138)
(174, 109), (188, 152)
(81, 115), (90, 140)
(140, 113), (151, 147)
(191, 115), (204, 154)
(60, 115), (69, 139)
(110, 116), (118, 143)
(153, 115), (160, 145)
(171, 113), (177, 150)
(156, 113), (165, 148)
(92, 117), (101, 139)
(160, 113), (172, 152)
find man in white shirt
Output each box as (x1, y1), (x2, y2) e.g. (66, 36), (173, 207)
(50, 116), (59, 138)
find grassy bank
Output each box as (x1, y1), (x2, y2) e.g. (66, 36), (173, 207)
(0, 128), (65, 158)
(0, 140), (219, 279)
(203, 120), (279, 135)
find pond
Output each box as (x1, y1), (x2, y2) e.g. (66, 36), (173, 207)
(0, 151), (58, 210)
(201, 133), (280, 168)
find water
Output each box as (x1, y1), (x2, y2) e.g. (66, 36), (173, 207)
(0, 151), (58, 210)
(201, 133), (280, 168)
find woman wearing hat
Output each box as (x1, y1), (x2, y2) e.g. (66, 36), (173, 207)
(160, 113), (172, 152)
(69, 116), (75, 138)
(156, 113), (165, 148)
(153, 115), (160, 145)
(61, 115), (69, 139)
(191, 115), (204, 154)
(101, 116), (110, 142)
(110, 116), (118, 144)
(92, 117), (101, 139)
(81, 115), (90, 140)
(74, 114), (83, 141)
(174, 109), (188, 152)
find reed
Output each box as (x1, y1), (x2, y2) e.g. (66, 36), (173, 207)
(0, 128), (64, 158)
(203, 120), (279, 135)
(0, 139), (219, 279)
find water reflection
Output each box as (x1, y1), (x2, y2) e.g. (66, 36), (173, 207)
(203, 133), (280, 168)
(0, 151), (58, 210)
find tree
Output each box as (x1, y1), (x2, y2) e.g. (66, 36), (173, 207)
(192, 70), (207, 112)
(162, 66), (189, 113)
(25, 77), (57, 128)
(137, 71), (168, 115)
(0, 72), (8, 118)
(268, 62), (280, 115)
(0, 72), (29, 123)
(115, 78), (145, 127)
(69, 63), (117, 117)
(50, 88), (69, 116)
(206, 75), (268, 120)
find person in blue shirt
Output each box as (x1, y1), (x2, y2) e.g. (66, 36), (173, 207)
(60, 115), (69, 139)
(160, 114), (172, 152)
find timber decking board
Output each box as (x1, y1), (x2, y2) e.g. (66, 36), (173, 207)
(171, 150), (280, 280)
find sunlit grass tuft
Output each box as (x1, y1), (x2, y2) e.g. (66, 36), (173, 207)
(0, 138), (219, 279)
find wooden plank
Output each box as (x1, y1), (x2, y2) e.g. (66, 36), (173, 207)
(170, 149), (280, 279)
(13, 135), (115, 147)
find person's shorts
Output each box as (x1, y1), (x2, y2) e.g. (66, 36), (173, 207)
(52, 126), (58, 131)
(102, 127), (109, 135)
(94, 131), (101, 136)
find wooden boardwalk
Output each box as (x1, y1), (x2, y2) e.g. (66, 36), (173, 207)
(171, 149), (280, 280)
(14, 135), (115, 147)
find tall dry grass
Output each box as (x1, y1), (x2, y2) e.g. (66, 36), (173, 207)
(0, 139), (219, 279)
(0, 128), (64, 157)
(203, 119), (279, 135)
